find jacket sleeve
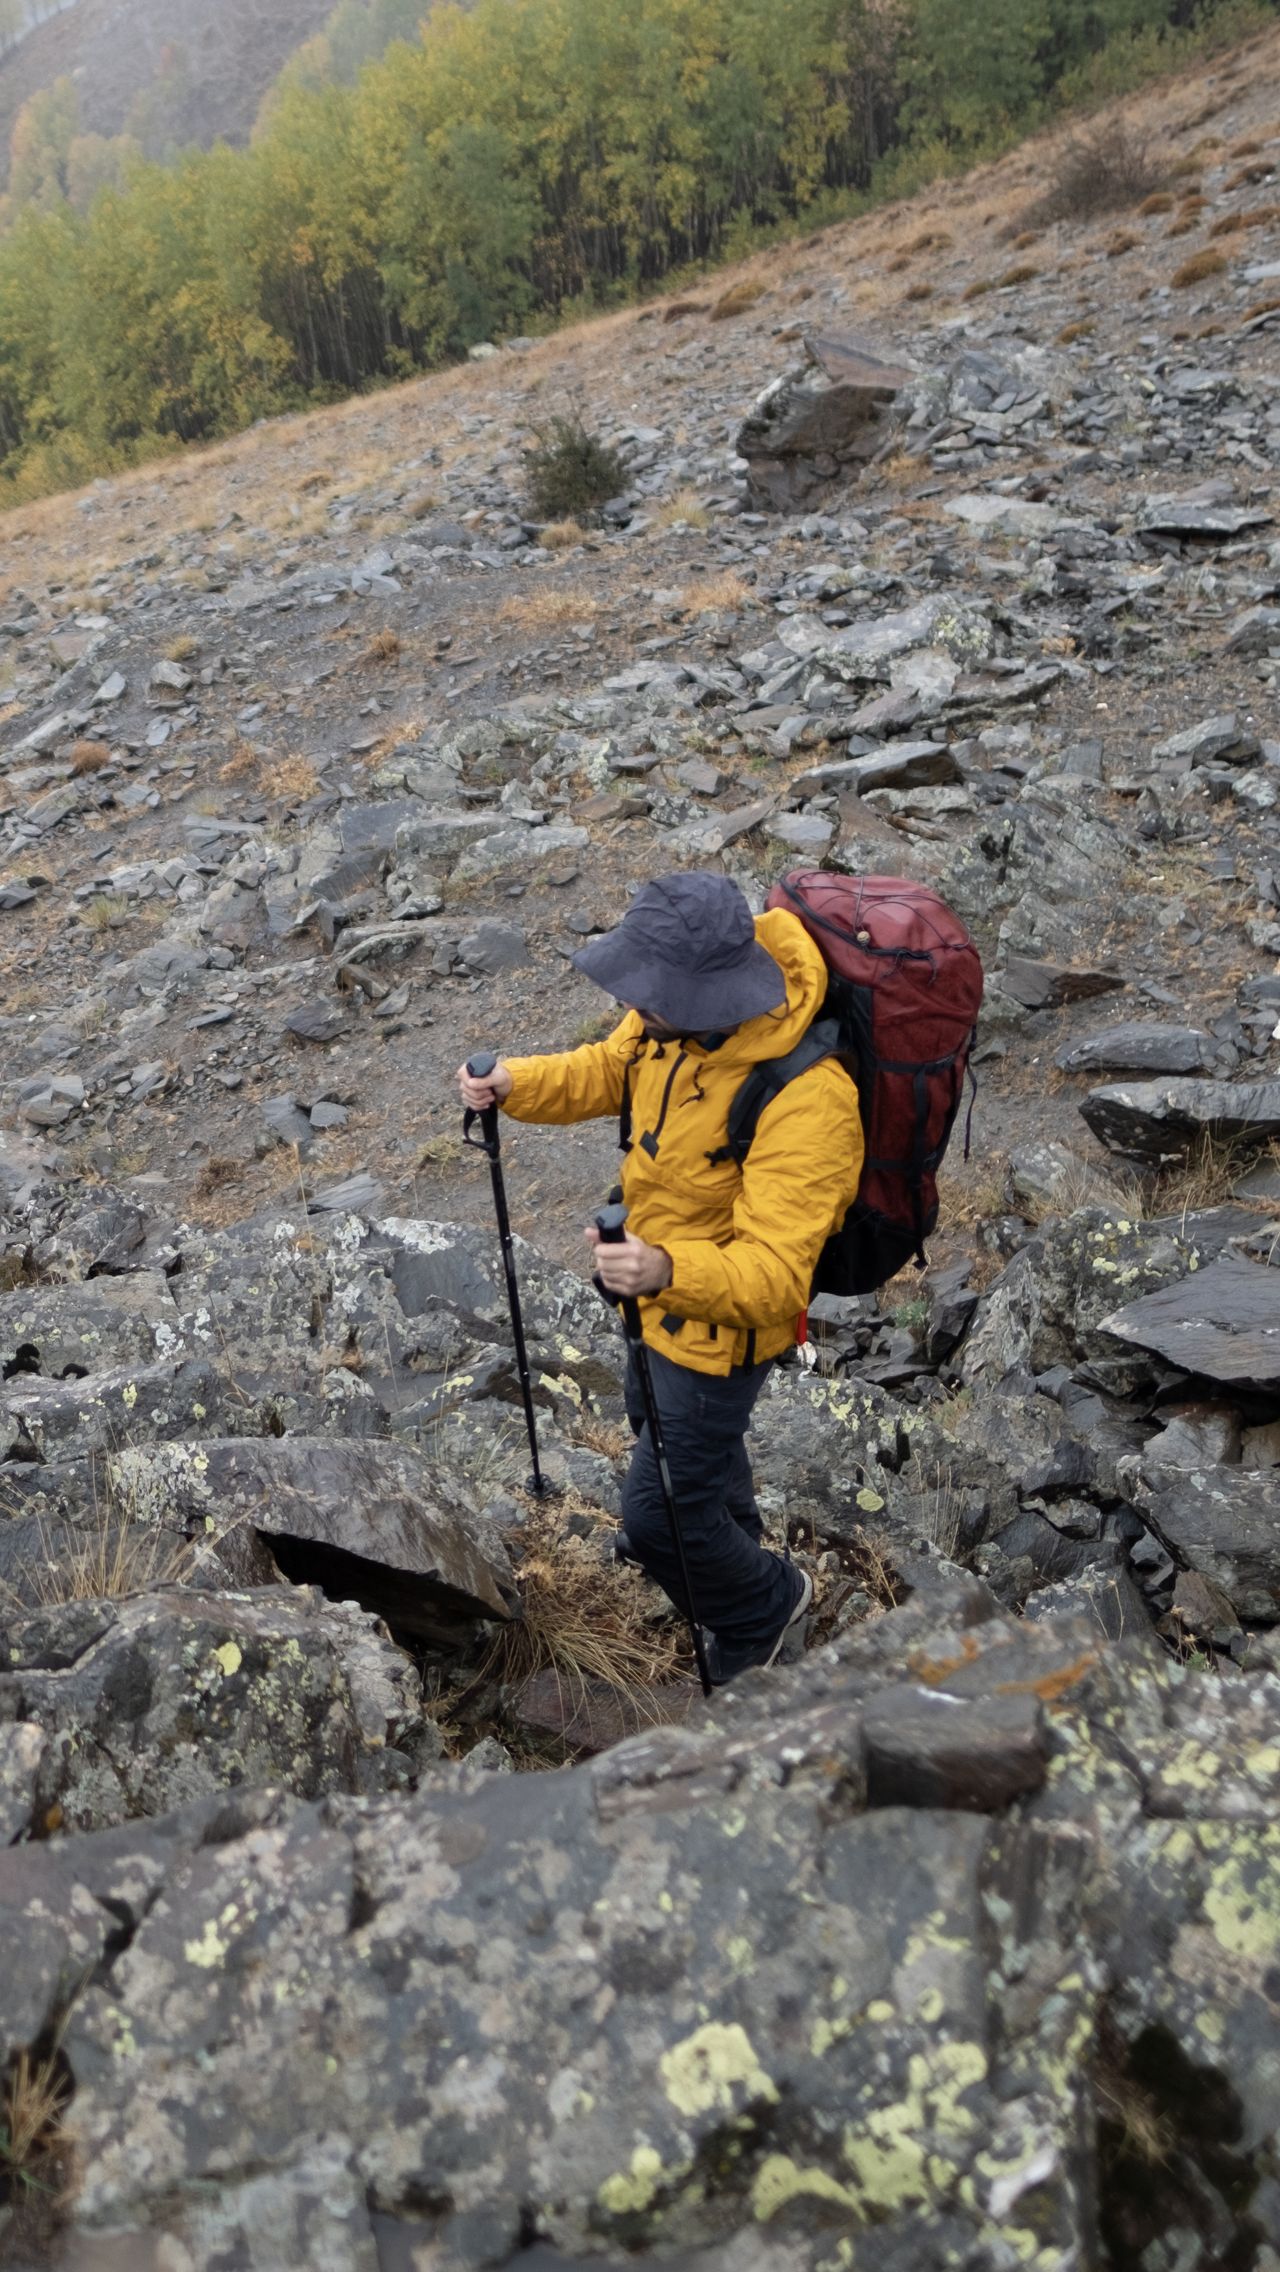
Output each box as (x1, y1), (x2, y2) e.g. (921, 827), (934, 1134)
(661, 1062), (863, 1326)
(501, 1015), (641, 1125)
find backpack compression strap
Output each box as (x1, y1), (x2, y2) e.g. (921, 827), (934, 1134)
(705, 1017), (843, 1167)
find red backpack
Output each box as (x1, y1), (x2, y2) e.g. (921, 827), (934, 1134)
(716, 872), (984, 1296)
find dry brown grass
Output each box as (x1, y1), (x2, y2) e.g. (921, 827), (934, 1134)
(219, 739), (260, 781)
(1137, 190), (1176, 214)
(1209, 210), (1247, 236)
(1, 2040), (74, 2250)
(662, 296), (708, 322)
(1106, 228), (1142, 256)
(1171, 246), (1229, 285)
(962, 276), (996, 300)
(1150, 1133), (1280, 1223)
(710, 276), (766, 320)
(903, 281), (934, 301)
(67, 739), (111, 774)
(357, 628), (401, 667)
(681, 570), (750, 615)
(996, 261), (1042, 287)
(1241, 294), (1280, 324)
(880, 448), (926, 483)
(0, 1501), (196, 1610)
(538, 518), (587, 550)
(1165, 212), (1200, 238)
(652, 486), (711, 531)
(938, 1157), (1011, 1231)
(478, 1499), (689, 1707)
(164, 632), (199, 664)
(1058, 317), (1096, 343)
(495, 585), (599, 631)
(1225, 158), (1277, 190)
(573, 1414), (634, 1460)
(262, 754), (321, 804)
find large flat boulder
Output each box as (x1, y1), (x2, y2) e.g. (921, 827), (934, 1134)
(0, 1586), (438, 1835)
(110, 1436), (519, 1636)
(1101, 1255), (1280, 1387)
(1081, 1077), (1280, 1159)
(0, 1610), (1276, 2266)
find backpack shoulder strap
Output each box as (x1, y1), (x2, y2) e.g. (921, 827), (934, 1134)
(707, 1016), (843, 1168)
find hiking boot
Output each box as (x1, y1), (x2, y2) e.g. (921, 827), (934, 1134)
(704, 1567), (813, 1688)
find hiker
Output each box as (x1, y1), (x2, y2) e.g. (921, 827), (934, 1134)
(456, 870), (863, 1686)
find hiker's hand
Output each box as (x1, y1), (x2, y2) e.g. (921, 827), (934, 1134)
(458, 1058), (513, 1110)
(586, 1225), (673, 1296)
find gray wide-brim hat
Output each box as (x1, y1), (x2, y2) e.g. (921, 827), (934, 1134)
(572, 871), (786, 1029)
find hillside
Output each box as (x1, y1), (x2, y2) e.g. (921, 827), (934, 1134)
(0, 22), (1279, 2268)
(0, 0), (339, 161)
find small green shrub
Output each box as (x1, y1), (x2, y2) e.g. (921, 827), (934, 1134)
(525, 415), (627, 524)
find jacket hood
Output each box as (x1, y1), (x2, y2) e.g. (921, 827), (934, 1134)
(699, 908), (827, 1067)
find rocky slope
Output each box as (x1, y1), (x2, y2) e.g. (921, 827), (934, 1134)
(0, 29), (1279, 2272)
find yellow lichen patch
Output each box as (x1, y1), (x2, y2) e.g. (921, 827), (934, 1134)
(842, 2040), (988, 2212)
(598, 2144), (665, 2215)
(213, 1642), (243, 1678)
(659, 2022), (778, 2118)
(752, 2153), (860, 2222)
(1202, 1846), (1280, 1960)
(183, 1918), (229, 1969)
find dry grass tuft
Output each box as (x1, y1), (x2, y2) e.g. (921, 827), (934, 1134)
(164, 633), (199, 664)
(1171, 246), (1229, 286)
(662, 296), (707, 322)
(478, 1501), (689, 1709)
(903, 281), (934, 301)
(0, 1501), (196, 1611)
(495, 584), (599, 630)
(192, 1155), (245, 1199)
(1241, 293), (1280, 324)
(681, 569), (751, 614)
(219, 739), (260, 782)
(537, 518), (587, 550)
(1, 2039), (74, 2248)
(652, 486), (711, 531)
(880, 448), (926, 482)
(67, 739), (111, 774)
(77, 892), (129, 931)
(710, 276), (766, 321)
(1058, 317), (1096, 343)
(996, 261), (1041, 287)
(1137, 190), (1176, 215)
(357, 629), (401, 667)
(1208, 210), (1247, 236)
(262, 754), (320, 804)
(1225, 159), (1277, 190)
(573, 1414), (634, 1461)
(962, 276), (996, 300)
(1106, 228), (1142, 255)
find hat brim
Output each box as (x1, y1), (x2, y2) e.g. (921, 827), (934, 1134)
(571, 928), (786, 1028)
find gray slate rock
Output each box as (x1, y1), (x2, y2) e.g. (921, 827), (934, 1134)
(1141, 1468), (1280, 1621)
(1101, 1255), (1280, 1387)
(1002, 955), (1125, 1011)
(1056, 1022), (1219, 1077)
(0, 1586), (438, 1835)
(1082, 1078), (1280, 1159)
(113, 1435), (518, 1637)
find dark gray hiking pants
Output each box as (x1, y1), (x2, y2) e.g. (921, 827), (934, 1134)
(622, 1345), (795, 1654)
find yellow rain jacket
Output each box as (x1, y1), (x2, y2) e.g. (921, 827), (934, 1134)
(502, 908), (864, 1376)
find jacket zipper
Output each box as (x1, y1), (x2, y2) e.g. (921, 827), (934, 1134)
(639, 1049), (687, 1158)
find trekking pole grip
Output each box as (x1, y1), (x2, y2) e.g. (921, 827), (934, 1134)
(463, 1050), (500, 1154)
(594, 1202), (641, 1329)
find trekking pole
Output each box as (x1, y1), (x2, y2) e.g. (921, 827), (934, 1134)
(595, 1202), (713, 1699)
(462, 1051), (553, 1499)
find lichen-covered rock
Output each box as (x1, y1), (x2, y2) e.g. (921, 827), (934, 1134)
(0, 1611), (1269, 2266)
(106, 1434), (519, 1635)
(0, 1585), (439, 1835)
